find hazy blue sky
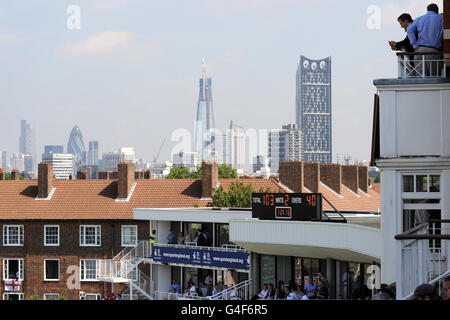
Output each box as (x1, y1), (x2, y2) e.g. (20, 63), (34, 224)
(0, 0), (443, 164)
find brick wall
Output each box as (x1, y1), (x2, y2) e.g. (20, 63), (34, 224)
(279, 161), (303, 192)
(320, 164), (342, 195)
(303, 162), (320, 193)
(358, 166), (369, 193)
(0, 220), (148, 300)
(118, 162), (135, 199)
(342, 165), (359, 194)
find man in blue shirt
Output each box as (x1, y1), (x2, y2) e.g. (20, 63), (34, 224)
(167, 229), (176, 244)
(304, 277), (317, 299)
(407, 3), (444, 76)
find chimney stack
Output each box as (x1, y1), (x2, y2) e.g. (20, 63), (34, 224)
(0, 168), (5, 180)
(342, 165), (359, 194)
(303, 162), (320, 193)
(11, 170), (21, 180)
(358, 166), (369, 193)
(118, 162), (135, 199)
(279, 161), (303, 193)
(144, 170), (152, 179)
(77, 169), (88, 180)
(98, 171), (110, 180)
(319, 164), (342, 195)
(201, 161), (218, 199)
(38, 163), (53, 198)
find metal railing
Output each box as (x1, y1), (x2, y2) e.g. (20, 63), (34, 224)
(395, 220), (449, 299)
(209, 280), (252, 300)
(397, 52), (448, 78)
(149, 291), (209, 300)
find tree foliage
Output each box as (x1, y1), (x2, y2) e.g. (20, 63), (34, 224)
(209, 182), (275, 208)
(218, 163), (237, 179)
(166, 165), (200, 179)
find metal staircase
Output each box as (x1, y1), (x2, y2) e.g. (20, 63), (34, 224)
(98, 241), (153, 299)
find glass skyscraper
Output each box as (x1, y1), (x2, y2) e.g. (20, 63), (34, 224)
(194, 60), (215, 160)
(296, 55), (332, 164)
(67, 125), (86, 169)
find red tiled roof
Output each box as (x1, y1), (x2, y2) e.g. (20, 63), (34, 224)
(0, 177), (379, 220)
(0, 178), (285, 220)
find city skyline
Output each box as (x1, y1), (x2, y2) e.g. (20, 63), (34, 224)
(0, 0), (444, 166)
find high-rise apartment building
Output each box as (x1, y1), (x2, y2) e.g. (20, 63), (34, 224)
(214, 132), (228, 165)
(88, 141), (99, 167)
(19, 120), (35, 172)
(268, 124), (303, 174)
(194, 59), (215, 161)
(228, 121), (246, 172)
(11, 153), (25, 172)
(296, 55), (332, 163)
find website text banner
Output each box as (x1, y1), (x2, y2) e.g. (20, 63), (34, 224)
(152, 245), (250, 271)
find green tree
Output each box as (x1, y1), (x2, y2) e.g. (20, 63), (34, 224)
(218, 163), (237, 179)
(165, 165), (193, 179)
(209, 182), (276, 208)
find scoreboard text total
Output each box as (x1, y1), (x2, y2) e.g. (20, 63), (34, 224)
(252, 193), (322, 221)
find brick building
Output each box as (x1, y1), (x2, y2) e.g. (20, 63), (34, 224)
(0, 160), (379, 300)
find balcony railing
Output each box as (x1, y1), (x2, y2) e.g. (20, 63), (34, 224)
(397, 52), (448, 78)
(395, 220), (449, 299)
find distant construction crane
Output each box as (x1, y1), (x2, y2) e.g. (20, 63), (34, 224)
(152, 138), (166, 164)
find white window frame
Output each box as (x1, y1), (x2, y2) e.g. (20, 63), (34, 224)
(3, 293), (24, 300)
(44, 293), (60, 300)
(3, 225), (24, 246)
(121, 225), (138, 247)
(44, 259), (60, 281)
(401, 172), (442, 232)
(3, 258), (24, 281)
(80, 259), (99, 282)
(84, 293), (101, 300)
(44, 225), (60, 246)
(79, 225), (101, 247)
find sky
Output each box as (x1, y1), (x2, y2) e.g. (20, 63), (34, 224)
(0, 0), (444, 165)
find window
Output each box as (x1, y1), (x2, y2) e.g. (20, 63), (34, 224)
(80, 260), (98, 281)
(80, 225), (101, 246)
(3, 259), (24, 280)
(44, 260), (60, 281)
(121, 225), (138, 247)
(84, 293), (101, 300)
(402, 174), (441, 232)
(3, 225), (24, 246)
(3, 293), (24, 300)
(44, 225), (60, 246)
(44, 293), (60, 300)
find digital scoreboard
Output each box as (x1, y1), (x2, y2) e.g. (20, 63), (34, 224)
(252, 193), (322, 221)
